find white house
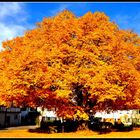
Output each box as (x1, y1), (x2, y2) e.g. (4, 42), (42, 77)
(94, 109), (140, 126)
(0, 106), (21, 128)
(36, 107), (63, 124)
(20, 107), (39, 125)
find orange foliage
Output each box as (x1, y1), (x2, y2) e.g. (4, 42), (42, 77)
(0, 10), (140, 119)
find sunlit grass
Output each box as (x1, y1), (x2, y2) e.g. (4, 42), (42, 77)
(0, 128), (140, 138)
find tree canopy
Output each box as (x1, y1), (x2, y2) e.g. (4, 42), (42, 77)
(0, 10), (140, 120)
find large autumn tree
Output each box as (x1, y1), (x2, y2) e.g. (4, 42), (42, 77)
(0, 10), (140, 120)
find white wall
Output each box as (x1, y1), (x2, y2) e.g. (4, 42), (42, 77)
(0, 113), (5, 127)
(21, 110), (28, 118)
(37, 107), (58, 118)
(6, 112), (21, 126)
(94, 110), (134, 120)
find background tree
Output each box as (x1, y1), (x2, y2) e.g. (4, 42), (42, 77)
(0, 10), (140, 121)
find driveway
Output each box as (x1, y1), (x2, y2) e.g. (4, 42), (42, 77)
(2, 125), (38, 130)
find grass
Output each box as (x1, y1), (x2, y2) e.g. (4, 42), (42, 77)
(0, 127), (140, 138)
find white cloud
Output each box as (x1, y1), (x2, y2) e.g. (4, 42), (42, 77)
(0, 2), (31, 50)
(0, 2), (23, 19)
(0, 23), (27, 50)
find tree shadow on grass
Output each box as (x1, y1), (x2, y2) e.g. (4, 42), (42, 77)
(97, 129), (112, 135)
(28, 127), (49, 134)
(96, 127), (133, 135)
(0, 127), (8, 131)
(28, 125), (64, 134)
(89, 126), (112, 135)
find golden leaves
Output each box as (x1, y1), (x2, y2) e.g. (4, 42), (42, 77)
(0, 10), (140, 117)
(74, 110), (89, 121)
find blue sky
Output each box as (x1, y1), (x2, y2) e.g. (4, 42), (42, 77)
(0, 2), (140, 49)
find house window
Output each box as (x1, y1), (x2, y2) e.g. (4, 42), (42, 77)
(51, 117), (56, 121)
(21, 108), (26, 111)
(42, 117), (46, 122)
(14, 114), (18, 120)
(47, 117), (50, 121)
